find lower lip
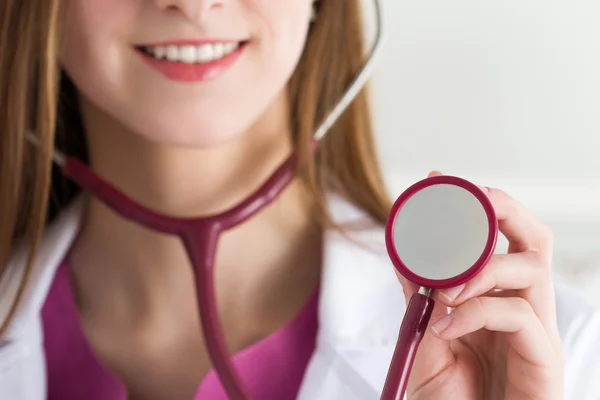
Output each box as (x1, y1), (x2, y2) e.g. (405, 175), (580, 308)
(137, 43), (246, 83)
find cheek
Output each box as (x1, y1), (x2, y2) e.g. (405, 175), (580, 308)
(212, 1), (311, 141)
(61, 1), (139, 94)
(61, 0), (138, 58)
(249, 1), (313, 93)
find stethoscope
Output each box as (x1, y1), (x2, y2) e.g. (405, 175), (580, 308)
(29, 0), (499, 398)
(381, 176), (498, 399)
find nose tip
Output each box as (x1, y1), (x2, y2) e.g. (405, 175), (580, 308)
(154, 0), (222, 23)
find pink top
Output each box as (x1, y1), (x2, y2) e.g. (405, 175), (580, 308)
(41, 260), (319, 400)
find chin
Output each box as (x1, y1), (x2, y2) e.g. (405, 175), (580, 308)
(145, 130), (241, 148)
(128, 114), (249, 149)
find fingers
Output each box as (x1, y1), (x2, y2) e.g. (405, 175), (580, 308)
(405, 293), (458, 388)
(436, 252), (557, 332)
(479, 187), (557, 337)
(427, 172), (553, 256)
(485, 187), (554, 259)
(438, 253), (544, 304)
(430, 296), (555, 366)
(427, 173), (557, 338)
(427, 172), (552, 257)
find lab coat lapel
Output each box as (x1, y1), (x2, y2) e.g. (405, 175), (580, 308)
(0, 197), (85, 340)
(297, 195), (406, 399)
(0, 194), (405, 398)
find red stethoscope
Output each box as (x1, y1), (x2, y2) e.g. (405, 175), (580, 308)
(381, 176), (498, 399)
(31, 0), (499, 398)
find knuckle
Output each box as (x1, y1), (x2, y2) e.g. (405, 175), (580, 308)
(531, 225), (554, 264)
(524, 251), (554, 289)
(506, 201), (524, 222)
(509, 297), (533, 315)
(525, 251), (548, 270)
(467, 296), (488, 319)
(539, 222), (554, 247)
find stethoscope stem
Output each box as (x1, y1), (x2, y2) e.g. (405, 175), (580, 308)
(380, 287), (435, 400)
(60, 154), (301, 400)
(31, 1), (385, 397)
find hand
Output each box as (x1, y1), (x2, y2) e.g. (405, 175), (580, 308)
(397, 171), (564, 400)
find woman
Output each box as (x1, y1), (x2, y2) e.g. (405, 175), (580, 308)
(0, 0), (598, 399)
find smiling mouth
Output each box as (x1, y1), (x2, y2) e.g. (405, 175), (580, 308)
(137, 41), (248, 64)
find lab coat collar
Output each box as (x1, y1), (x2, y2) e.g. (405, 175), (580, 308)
(0, 194), (405, 398)
(298, 195), (405, 398)
(0, 196), (83, 341)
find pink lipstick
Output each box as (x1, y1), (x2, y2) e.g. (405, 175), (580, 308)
(136, 40), (247, 82)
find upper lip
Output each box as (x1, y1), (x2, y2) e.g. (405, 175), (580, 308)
(136, 38), (248, 47)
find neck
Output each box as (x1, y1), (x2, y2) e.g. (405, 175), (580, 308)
(69, 92), (322, 328)
(80, 93), (293, 217)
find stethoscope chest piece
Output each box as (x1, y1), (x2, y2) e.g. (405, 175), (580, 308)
(381, 175), (498, 399)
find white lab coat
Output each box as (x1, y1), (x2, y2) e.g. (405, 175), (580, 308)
(1, 195), (599, 399)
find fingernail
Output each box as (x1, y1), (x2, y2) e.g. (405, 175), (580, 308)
(431, 314), (453, 335)
(440, 284), (465, 302)
(477, 185), (489, 194)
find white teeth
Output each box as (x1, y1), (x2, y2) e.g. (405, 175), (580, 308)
(213, 43), (224, 58)
(153, 46), (167, 59)
(166, 45), (179, 61)
(145, 42), (241, 64)
(197, 44), (214, 62)
(223, 42), (237, 53)
(179, 45), (197, 64)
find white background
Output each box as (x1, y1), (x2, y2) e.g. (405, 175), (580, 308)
(364, 0), (600, 303)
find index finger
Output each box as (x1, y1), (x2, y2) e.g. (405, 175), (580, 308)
(484, 187), (553, 260)
(480, 186), (559, 340)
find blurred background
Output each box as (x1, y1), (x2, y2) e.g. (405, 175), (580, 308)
(364, 0), (600, 303)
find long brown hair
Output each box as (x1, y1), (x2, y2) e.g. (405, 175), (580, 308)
(0, 1), (390, 336)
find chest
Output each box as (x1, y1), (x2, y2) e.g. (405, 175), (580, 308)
(40, 262), (320, 400)
(87, 328), (210, 400)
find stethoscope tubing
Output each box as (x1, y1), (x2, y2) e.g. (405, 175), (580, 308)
(380, 287), (435, 400)
(33, 1), (385, 399)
